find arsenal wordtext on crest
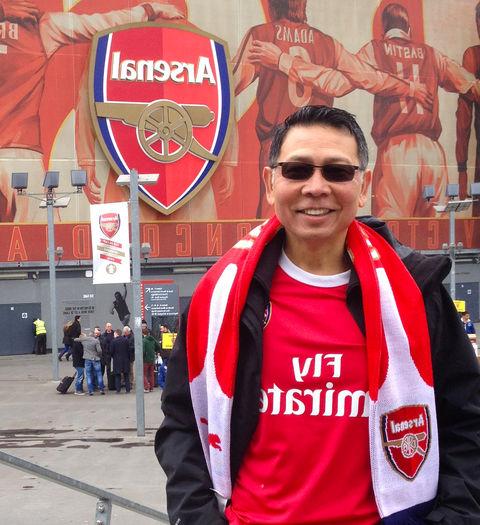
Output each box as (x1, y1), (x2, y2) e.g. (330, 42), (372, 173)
(381, 405), (430, 480)
(99, 213), (120, 239)
(89, 23), (233, 214)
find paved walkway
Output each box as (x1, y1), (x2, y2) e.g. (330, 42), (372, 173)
(0, 354), (168, 524)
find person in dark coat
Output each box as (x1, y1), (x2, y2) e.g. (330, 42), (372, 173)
(123, 325), (135, 386)
(60, 315), (81, 361)
(100, 322), (115, 375)
(110, 329), (131, 393)
(71, 334), (85, 395)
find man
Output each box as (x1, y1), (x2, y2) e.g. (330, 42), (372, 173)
(110, 329), (131, 394)
(71, 331), (85, 396)
(74, 330), (105, 396)
(232, 0), (433, 217)
(33, 317), (46, 355)
(156, 105), (480, 524)
(142, 325), (160, 392)
(0, 0), (183, 221)
(456, 1), (480, 215)
(100, 322), (115, 375)
(356, 2), (480, 218)
(123, 325), (135, 387)
(92, 326), (104, 376)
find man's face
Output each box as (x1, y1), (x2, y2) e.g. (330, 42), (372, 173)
(94, 328), (101, 338)
(263, 124), (371, 257)
(105, 323), (112, 332)
(463, 313), (470, 322)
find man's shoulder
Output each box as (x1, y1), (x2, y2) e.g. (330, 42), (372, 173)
(358, 216), (451, 287)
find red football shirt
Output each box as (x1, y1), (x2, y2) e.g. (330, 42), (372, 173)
(227, 252), (379, 525)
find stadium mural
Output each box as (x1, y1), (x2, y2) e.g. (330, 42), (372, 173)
(1, 0), (479, 263)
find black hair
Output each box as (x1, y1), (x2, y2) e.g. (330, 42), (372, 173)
(268, 105), (369, 170)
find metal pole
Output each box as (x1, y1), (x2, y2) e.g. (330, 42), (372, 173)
(129, 169), (145, 437)
(46, 191), (60, 381)
(449, 209), (456, 300)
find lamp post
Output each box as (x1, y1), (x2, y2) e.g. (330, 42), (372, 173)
(11, 170), (87, 380)
(423, 182), (480, 300)
(117, 170), (158, 437)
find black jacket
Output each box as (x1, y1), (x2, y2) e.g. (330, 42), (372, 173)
(110, 336), (131, 374)
(100, 330), (114, 365)
(155, 218), (480, 525)
(71, 341), (84, 368)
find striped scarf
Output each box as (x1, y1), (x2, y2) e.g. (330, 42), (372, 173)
(187, 216), (438, 521)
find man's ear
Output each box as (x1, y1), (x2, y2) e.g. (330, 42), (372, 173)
(263, 166), (275, 205)
(358, 169), (372, 208)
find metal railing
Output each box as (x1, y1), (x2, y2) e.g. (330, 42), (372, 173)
(0, 450), (169, 524)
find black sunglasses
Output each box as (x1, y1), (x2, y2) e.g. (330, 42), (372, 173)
(272, 161), (360, 182)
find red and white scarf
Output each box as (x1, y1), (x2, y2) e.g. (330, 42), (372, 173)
(187, 216), (438, 518)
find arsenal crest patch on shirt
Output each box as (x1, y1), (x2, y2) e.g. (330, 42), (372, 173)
(381, 405), (431, 480)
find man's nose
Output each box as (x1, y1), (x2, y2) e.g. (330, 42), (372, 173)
(301, 167), (332, 195)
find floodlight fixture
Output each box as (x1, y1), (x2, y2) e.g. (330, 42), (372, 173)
(422, 185), (435, 201)
(43, 171), (60, 190)
(444, 199), (473, 213)
(11, 172), (29, 192)
(470, 182), (480, 197)
(71, 169), (87, 191)
(141, 242), (151, 262)
(446, 184), (459, 198)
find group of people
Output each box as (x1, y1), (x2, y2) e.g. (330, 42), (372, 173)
(60, 315), (171, 396)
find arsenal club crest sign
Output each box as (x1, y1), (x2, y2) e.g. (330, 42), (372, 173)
(89, 23), (233, 214)
(381, 405), (431, 480)
(99, 212), (120, 238)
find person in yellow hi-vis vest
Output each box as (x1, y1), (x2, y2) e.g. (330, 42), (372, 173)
(33, 318), (47, 355)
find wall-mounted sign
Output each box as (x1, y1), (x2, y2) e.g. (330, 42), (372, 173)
(141, 280), (180, 336)
(89, 23), (233, 215)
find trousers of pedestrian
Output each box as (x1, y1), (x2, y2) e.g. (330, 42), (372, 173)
(143, 363), (155, 390)
(85, 360), (104, 393)
(35, 334), (46, 355)
(115, 372), (130, 393)
(59, 344), (72, 359)
(74, 366), (84, 392)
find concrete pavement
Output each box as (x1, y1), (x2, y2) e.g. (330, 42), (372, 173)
(0, 354), (168, 524)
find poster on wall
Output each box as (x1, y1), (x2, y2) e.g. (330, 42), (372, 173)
(1, 0), (480, 260)
(141, 280), (180, 338)
(90, 201), (130, 284)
